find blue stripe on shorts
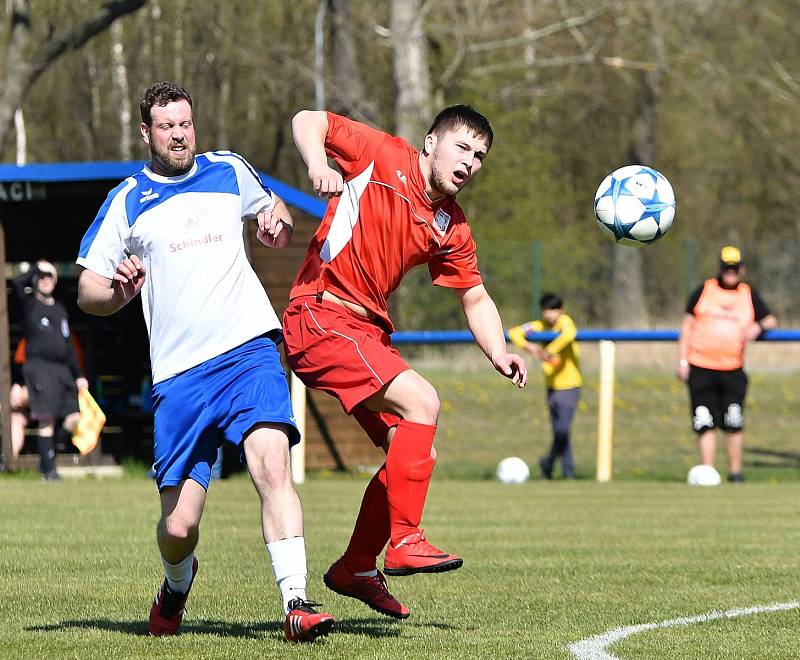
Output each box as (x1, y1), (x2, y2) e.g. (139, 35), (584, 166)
(151, 334), (300, 490)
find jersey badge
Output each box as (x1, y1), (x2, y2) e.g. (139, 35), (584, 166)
(434, 208), (451, 234)
(139, 187), (160, 203)
(395, 169), (407, 185)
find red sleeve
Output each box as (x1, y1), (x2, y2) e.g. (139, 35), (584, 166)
(324, 112), (387, 180)
(428, 221), (483, 289)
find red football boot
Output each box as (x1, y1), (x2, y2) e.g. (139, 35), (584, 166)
(383, 530), (462, 576)
(284, 598), (335, 642)
(148, 557), (199, 636)
(323, 558), (410, 619)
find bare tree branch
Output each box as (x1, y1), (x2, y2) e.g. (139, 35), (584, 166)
(0, 0), (146, 155)
(467, 3), (611, 53)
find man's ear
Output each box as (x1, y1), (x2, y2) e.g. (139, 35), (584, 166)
(140, 123), (150, 145)
(423, 133), (437, 156)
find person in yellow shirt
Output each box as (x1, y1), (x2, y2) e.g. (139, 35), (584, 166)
(509, 293), (582, 479)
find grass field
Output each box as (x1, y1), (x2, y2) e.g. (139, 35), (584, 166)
(1, 475), (798, 659)
(411, 347), (800, 483)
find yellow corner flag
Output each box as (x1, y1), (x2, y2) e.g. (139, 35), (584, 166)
(72, 389), (106, 456)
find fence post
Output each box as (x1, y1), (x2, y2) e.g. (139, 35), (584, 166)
(290, 373), (306, 484)
(596, 340), (615, 482)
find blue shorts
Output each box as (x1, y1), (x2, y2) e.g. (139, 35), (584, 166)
(152, 334), (300, 490)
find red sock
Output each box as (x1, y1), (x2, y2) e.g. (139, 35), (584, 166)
(385, 420), (436, 546)
(342, 464), (390, 572)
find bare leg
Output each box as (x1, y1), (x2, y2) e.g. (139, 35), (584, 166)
(62, 411), (81, 434)
(243, 423), (303, 543)
(11, 412), (27, 458)
(157, 479), (206, 563)
(725, 431), (744, 475)
(697, 429), (716, 466)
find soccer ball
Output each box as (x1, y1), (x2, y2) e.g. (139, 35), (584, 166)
(687, 464), (721, 487)
(594, 165), (676, 246)
(496, 457), (530, 484)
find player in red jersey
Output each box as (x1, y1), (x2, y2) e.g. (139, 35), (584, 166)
(283, 106), (527, 619)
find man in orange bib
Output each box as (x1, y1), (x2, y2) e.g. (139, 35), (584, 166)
(677, 246), (777, 482)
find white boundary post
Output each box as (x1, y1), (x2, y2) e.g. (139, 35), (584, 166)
(596, 340), (615, 482)
(290, 373), (306, 484)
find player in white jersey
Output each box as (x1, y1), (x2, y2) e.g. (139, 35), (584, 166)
(76, 82), (333, 643)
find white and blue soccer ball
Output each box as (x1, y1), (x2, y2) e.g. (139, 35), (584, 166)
(594, 165), (676, 246)
(687, 464), (721, 487)
(496, 457), (530, 484)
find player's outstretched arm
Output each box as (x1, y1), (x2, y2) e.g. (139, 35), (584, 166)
(455, 284), (527, 388)
(256, 195), (294, 249)
(291, 110), (343, 198)
(78, 254), (146, 317)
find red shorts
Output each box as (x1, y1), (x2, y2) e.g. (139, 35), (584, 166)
(282, 297), (406, 445)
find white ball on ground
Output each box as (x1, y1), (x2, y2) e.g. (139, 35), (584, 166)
(496, 457), (530, 484)
(687, 464), (721, 486)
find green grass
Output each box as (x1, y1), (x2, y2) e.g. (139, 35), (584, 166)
(1, 476), (798, 658)
(417, 363), (800, 483)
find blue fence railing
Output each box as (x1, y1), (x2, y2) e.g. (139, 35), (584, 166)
(390, 329), (800, 344)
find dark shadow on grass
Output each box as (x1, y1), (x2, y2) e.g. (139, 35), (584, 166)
(27, 618), (282, 638)
(746, 447), (800, 465)
(28, 616), (455, 640)
(334, 616), (458, 638)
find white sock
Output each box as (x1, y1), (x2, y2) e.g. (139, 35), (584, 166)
(267, 537), (308, 614)
(161, 552), (195, 594)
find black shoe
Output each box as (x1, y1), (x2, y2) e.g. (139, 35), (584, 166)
(539, 457), (553, 480)
(42, 470), (62, 481)
(728, 473), (745, 483)
(149, 557), (199, 635)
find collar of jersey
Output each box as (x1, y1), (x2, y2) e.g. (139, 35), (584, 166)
(142, 159), (198, 184)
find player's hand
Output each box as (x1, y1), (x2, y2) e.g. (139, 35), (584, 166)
(113, 252), (146, 301)
(257, 207), (292, 248)
(75, 377), (89, 391)
(744, 321), (762, 342)
(524, 343), (542, 359)
(676, 362), (690, 382)
(9, 383), (26, 409)
(493, 353), (527, 388)
(545, 354), (562, 368)
(308, 164), (343, 198)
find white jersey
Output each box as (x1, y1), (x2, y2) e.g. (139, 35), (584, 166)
(77, 151), (281, 384)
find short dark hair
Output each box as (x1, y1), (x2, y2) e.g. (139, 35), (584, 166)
(140, 81), (193, 126)
(426, 105), (493, 150)
(540, 293), (563, 310)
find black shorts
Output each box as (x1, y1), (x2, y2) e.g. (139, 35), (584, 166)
(687, 365), (747, 433)
(22, 358), (79, 422)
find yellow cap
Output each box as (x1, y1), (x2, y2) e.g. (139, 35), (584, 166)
(720, 246), (741, 266)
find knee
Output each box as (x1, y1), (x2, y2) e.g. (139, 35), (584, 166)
(162, 514), (199, 543)
(253, 457), (293, 491)
(405, 382), (440, 425)
(245, 433), (292, 490)
(63, 413), (80, 432)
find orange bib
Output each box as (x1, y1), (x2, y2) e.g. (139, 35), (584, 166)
(687, 279), (754, 370)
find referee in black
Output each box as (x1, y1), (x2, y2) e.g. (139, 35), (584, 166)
(13, 260), (88, 480)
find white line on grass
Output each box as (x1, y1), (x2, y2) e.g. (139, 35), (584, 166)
(568, 600), (800, 660)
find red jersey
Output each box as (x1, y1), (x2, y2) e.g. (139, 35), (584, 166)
(289, 112), (483, 333)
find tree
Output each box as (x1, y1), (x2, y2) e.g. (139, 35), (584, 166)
(390, 0), (431, 142)
(0, 0), (146, 156)
(611, 0), (665, 328)
(330, 0), (378, 124)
